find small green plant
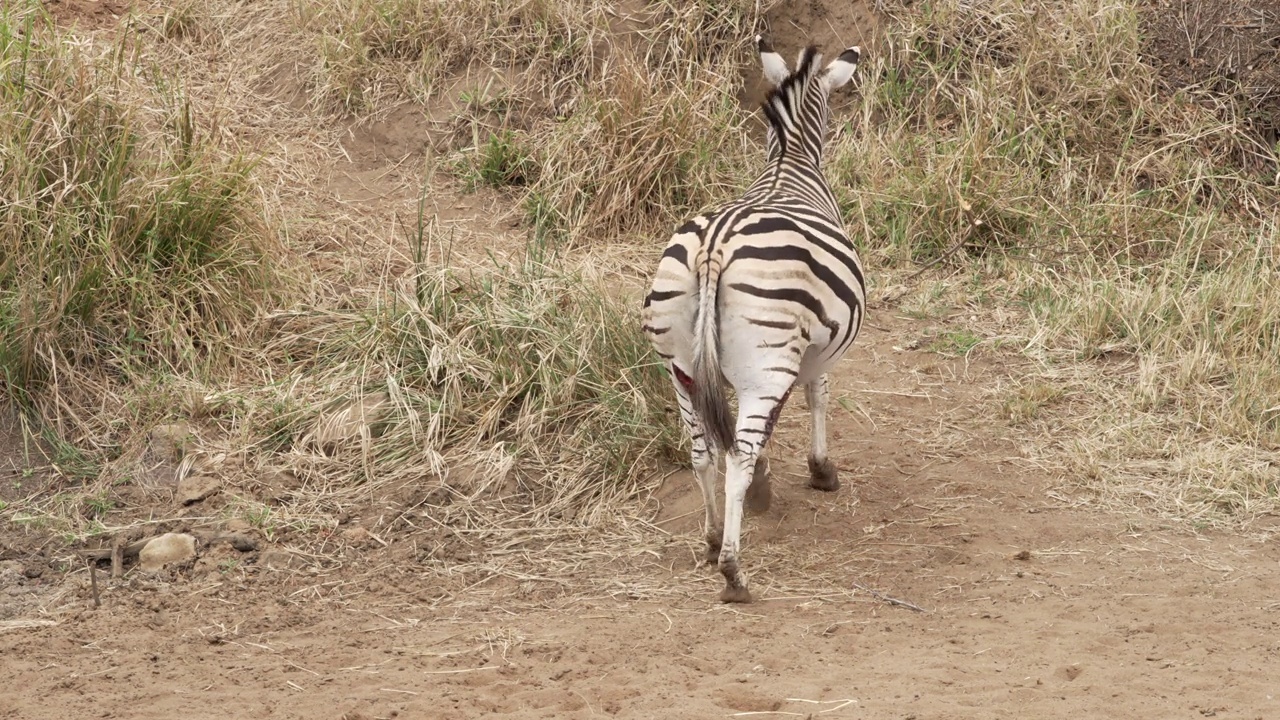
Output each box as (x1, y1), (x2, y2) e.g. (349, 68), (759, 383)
(472, 130), (538, 189)
(523, 192), (568, 262)
(82, 493), (114, 519)
(929, 330), (982, 356)
(243, 505), (273, 528)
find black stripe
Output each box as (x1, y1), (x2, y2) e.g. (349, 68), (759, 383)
(674, 219), (702, 237)
(728, 282), (839, 335)
(747, 318), (796, 330)
(761, 101), (789, 158)
(645, 289), (684, 303)
(642, 325), (670, 335)
(661, 242), (689, 267)
(729, 243), (860, 324)
(733, 215), (865, 291)
(765, 366), (799, 376)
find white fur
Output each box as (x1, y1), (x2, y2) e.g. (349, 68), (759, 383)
(821, 47), (861, 94)
(757, 34), (790, 85)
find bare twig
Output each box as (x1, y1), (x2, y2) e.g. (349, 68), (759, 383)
(851, 581), (928, 613)
(109, 534), (130, 581)
(88, 560), (100, 609)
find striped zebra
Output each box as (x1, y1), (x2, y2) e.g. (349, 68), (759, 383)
(641, 37), (865, 603)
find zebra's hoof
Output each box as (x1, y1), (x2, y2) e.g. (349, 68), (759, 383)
(718, 559), (752, 602)
(808, 456), (839, 492)
(719, 584), (753, 604)
(745, 457), (772, 514)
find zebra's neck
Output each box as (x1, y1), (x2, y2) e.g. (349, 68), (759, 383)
(742, 151), (841, 221)
(753, 63), (839, 220)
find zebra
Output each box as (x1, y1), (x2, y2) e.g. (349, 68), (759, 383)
(641, 36), (866, 603)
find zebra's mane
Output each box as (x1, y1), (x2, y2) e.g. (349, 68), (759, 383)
(760, 45), (822, 154)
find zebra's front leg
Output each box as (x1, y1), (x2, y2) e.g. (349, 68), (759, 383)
(671, 371), (722, 564)
(718, 387), (792, 603)
(806, 374), (839, 491)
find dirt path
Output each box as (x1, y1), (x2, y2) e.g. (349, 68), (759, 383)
(4, 312), (1279, 720)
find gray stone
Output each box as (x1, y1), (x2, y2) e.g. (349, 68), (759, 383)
(148, 423), (193, 462)
(176, 474), (220, 505)
(138, 533), (197, 571)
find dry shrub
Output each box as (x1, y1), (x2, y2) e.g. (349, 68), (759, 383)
(249, 243), (680, 529)
(458, 0), (772, 245)
(840, 0), (1280, 515)
(297, 0), (604, 111)
(523, 46), (756, 246)
(0, 4), (279, 431)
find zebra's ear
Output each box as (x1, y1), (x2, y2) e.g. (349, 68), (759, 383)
(821, 46), (861, 93)
(757, 34), (789, 85)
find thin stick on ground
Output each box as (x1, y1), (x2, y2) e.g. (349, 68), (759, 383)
(88, 560), (100, 609)
(851, 580), (928, 613)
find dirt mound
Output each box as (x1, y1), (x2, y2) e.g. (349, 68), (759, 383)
(1140, 0), (1280, 148)
(42, 0), (129, 29)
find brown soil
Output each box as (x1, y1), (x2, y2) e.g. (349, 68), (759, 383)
(42, 0), (130, 29)
(5, 2), (1280, 719)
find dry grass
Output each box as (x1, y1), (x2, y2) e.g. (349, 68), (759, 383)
(0, 3), (282, 464)
(836, 0), (1280, 518)
(5, 0), (1280, 602)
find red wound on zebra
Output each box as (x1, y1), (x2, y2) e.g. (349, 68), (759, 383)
(673, 364), (696, 393)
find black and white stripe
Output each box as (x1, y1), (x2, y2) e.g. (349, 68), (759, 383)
(641, 36), (865, 603)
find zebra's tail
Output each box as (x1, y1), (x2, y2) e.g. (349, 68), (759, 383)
(691, 262), (735, 454)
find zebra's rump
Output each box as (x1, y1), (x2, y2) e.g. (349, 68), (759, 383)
(716, 208), (864, 361)
(642, 206), (864, 380)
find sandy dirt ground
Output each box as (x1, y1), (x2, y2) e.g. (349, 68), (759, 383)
(4, 311), (1279, 719)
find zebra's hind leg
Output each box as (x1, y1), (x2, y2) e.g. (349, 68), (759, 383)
(695, 444), (723, 566)
(806, 374), (839, 492)
(718, 386), (794, 603)
(670, 369), (723, 565)
(744, 453), (771, 514)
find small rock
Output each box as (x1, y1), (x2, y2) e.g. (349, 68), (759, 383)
(139, 461), (182, 490)
(260, 550), (304, 571)
(1055, 664), (1083, 682)
(138, 533), (197, 571)
(226, 534), (260, 552)
(223, 518), (252, 534)
(177, 474), (220, 506)
(341, 526), (374, 548)
(262, 469), (303, 505)
(148, 423), (192, 462)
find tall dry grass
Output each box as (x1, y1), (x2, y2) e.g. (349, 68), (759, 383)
(828, 0), (1280, 515)
(0, 4), (279, 444)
